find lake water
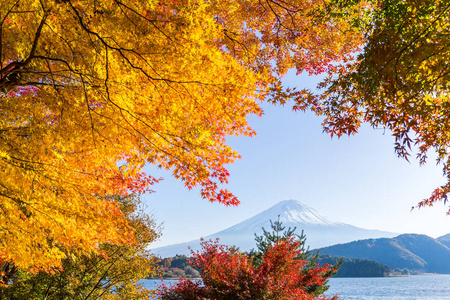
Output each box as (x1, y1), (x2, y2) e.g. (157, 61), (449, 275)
(325, 275), (450, 299)
(141, 274), (450, 299)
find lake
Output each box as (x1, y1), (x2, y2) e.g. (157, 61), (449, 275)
(325, 274), (450, 299)
(141, 274), (450, 299)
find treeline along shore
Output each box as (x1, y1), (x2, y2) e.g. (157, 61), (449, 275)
(151, 254), (394, 279)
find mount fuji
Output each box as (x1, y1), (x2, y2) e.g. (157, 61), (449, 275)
(152, 200), (398, 257)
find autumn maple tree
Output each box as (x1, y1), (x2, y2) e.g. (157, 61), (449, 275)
(0, 0), (365, 271)
(296, 0), (450, 211)
(0, 194), (160, 299)
(158, 220), (339, 299)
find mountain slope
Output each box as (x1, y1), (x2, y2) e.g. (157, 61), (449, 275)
(319, 234), (450, 273)
(437, 234), (450, 249)
(152, 200), (398, 257)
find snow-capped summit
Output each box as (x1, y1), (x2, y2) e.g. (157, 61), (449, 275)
(217, 200), (339, 238)
(258, 199), (339, 226)
(152, 200), (398, 257)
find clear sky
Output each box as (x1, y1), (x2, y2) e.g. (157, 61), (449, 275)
(146, 71), (450, 249)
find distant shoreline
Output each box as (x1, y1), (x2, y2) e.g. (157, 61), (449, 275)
(149, 273), (450, 280)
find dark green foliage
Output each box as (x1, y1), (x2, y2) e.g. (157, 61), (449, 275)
(391, 268), (421, 276)
(317, 255), (391, 277)
(170, 255), (191, 270)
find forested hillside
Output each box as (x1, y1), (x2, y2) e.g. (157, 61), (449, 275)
(317, 255), (391, 277)
(319, 234), (450, 274)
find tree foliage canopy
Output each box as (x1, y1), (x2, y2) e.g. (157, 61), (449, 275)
(299, 0), (450, 210)
(7, 0), (449, 276)
(0, 0), (364, 271)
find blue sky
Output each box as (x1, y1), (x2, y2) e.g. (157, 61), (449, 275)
(146, 71), (450, 249)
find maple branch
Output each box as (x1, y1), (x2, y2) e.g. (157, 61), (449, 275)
(268, 0), (303, 14)
(262, 0), (304, 37)
(0, 9), (48, 78)
(23, 11), (49, 65)
(98, 54), (183, 162)
(32, 55), (91, 82)
(113, 0), (175, 42)
(83, 249), (121, 300)
(223, 29), (255, 60)
(64, 6), (224, 162)
(80, 73), (98, 147)
(0, 0), (22, 69)
(394, 3), (450, 63)
(69, 1), (214, 87)
(370, 2), (450, 91)
(0, 10), (49, 97)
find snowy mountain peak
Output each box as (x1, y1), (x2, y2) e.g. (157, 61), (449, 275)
(260, 199), (339, 226)
(152, 200), (398, 257)
(271, 199), (317, 215)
